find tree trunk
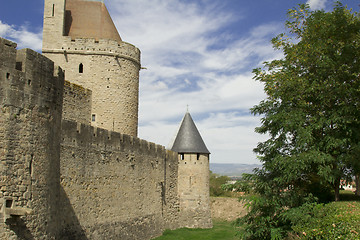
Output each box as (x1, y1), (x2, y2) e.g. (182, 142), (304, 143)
(334, 178), (340, 201)
(355, 174), (360, 196)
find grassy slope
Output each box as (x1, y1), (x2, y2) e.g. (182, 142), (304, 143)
(152, 220), (238, 240)
(154, 192), (360, 240)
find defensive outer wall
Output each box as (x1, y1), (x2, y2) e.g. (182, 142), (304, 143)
(0, 38), (190, 240)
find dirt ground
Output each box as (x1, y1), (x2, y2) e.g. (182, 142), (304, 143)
(210, 197), (248, 221)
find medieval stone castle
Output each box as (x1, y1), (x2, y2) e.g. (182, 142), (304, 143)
(0, 0), (211, 239)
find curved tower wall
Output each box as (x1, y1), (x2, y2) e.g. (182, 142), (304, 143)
(177, 153), (212, 228)
(42, 0), (141, 136)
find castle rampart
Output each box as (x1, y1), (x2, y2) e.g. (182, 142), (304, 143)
(63, 80), (92, 125)
(0, 38), (184, 240)
(59, 120), (181, 239)
(0, 0), (212, 238)
(0, 38), (64, 239)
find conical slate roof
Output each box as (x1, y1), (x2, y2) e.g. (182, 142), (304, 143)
(170, 112), (210, 154)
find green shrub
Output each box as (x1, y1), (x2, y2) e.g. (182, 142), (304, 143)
(284, 201), (360, 239)
(209, 172), (231, 197)
(222, 174), (254, 194)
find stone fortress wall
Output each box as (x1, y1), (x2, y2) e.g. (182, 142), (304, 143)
(0, 38), (63, 239)
(43, 38), (140, 136)
(59, 120), (181, 239)
(0, 38), (183, 239)
(0, 0), (212, 239)
(43, 0), (140, 136)
(62, 81), (92, 125)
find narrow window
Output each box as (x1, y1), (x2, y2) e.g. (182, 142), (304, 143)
(92, 114), (96, 122)
(5, 199), (13, 208)
(29, 154), (34, 177)
(197, 153), (200, 160)
(6, 73), (10, 79)
(16, 62), (22, 71)
(52, 4), (55, 17)
(180, 153), (184, 160)
(79, 63), (83, 73)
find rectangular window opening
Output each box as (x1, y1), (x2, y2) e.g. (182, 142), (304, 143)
(180, 153), (184, 160)
(197, 153), (200, 160)
(5, 199), (13, 208)
(91, 114), (96, 122)
(16, 62), (22, 71)
(52, 4), (55, 17)
(79, 63), (84, 73)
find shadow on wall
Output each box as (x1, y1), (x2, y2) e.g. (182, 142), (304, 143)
(59, 186), (88, 240)
(7, 217), (35, 240)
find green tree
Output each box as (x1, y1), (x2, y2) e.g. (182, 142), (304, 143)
(209, 171), (230, 197)
(222, 173), (254, 194)
(239, 3), (360, 239)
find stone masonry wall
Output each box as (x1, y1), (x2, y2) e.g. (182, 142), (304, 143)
(63, 81), (92, 125)
(59, 120), (181, 240)
(0, 38), (64, 239)
(177, 153), (212, 228)
(43, 0), (141, 136)
(44, 38), (140, 136)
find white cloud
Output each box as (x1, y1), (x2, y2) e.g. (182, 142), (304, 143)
(0, 20), (42, 51)
(105, 0), (282, 163)
(0, 0), (282, 164)
(307, 0), (327, 10)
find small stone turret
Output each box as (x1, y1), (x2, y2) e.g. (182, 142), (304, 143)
(42, 0), (141, 136)
(170, 111), (212, 228)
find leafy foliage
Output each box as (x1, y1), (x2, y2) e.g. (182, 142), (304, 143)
(209, 171), (231, 197)
(239, 2), (360, 239)
(285, 201), (360, 239)
(222, 174), (254, 194)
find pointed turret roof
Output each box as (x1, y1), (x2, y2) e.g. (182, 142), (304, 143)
(64, 0), (122, 43)
(170, 112), (210, 154)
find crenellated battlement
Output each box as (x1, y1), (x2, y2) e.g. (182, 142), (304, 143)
(61, 120), (167, 159)
(42, 37), (141, 66)
(1, 38), (63, 79)
(0, 38), (64, 112)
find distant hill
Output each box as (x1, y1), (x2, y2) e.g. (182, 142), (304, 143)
(210, 163), (261, 177)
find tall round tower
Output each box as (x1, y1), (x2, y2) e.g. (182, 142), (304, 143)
(42, 0), (141, 136)
(170, 111), (212, 228)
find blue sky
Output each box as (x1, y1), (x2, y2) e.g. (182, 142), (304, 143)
(1, 0), (359, 164)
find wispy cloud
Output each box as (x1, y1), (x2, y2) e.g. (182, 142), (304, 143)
(307, 0), (327, 10)
(0, 20), (42, 51)
(108, 0), (282, 163)
(0, 0), (284, 164)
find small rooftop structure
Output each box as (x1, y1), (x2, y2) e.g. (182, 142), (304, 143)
(170, 111), (210, 154)
(64, 0), (122, 43)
